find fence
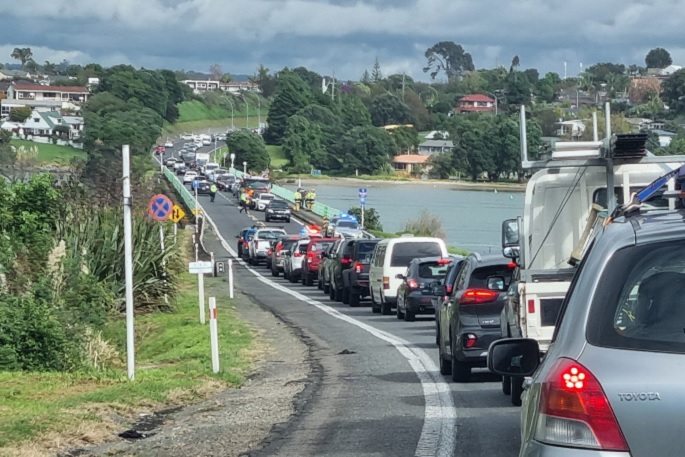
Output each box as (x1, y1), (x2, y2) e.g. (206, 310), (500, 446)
(163, 166), (196, 211)
(228, 167), (342, 219)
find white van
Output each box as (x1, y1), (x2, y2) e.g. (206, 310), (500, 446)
(369, 235), (448, 315)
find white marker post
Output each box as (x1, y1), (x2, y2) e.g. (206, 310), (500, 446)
(228, 259), (234, 299)
(159, 224), (168, 305)
(198, 273), (206, 324)
(122, 145), (135, 381)
(208, 297), (220, 373)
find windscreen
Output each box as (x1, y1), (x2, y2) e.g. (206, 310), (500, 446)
(588, 240), (685, 353)
(390, 242), (443, 267)
(417, 262), (450, 279)
(279, 239), (297, 251)
(337, 220), (358, 229)
(244, 178), (272, 190)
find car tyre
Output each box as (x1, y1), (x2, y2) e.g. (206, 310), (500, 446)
(342, 287), (350, 304)
(511, 376), (524, 406)
(404, 308), (416, 322)
(451, 339), (471, 382)
(289, 273), (298, 284)
(396, 298), (404, 319)
(323, 280), (330, 294)
(271, 267), (279, 277)
(334, 285), (343, 302)
(349, 290), (360, 307)
(265, 216), (270, 222)
(371, 290), (381, 313)
(305, 274), (314, 287)
(502, 375), (511, 396)
(317, 276), (323, 290)
(438, 341), (452, 376)
(329, 282), (336, 300)
(286, 218), (291, 223)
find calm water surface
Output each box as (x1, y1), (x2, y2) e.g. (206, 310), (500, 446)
(286, 183), (525, 253)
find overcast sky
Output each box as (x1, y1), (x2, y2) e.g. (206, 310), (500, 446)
(1, 0), (684, 81)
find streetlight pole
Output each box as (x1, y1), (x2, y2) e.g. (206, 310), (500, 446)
(230, 153), (235, 172)
(238, 93), (249, 129)
(243, 161), (247, 176)
(257, 96), (261, 132)
(226, 98), (235, 131)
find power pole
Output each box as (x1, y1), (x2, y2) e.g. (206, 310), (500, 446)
(402, 73), (406, 102)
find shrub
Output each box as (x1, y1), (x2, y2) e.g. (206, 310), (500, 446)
(348, 206), (383, 231)
(404, 210), (446, 240)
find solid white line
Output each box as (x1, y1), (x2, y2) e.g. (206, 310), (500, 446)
(199, 202), (457, 457)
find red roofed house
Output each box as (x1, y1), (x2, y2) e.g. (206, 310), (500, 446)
(6, 82), (90, 104)
(393, 154), (430, 175)
(455, 94), (496, 114)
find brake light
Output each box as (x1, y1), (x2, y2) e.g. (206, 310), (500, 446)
(536, 358), (628, 451)
(408, 278), (419, 289)
(446, 285), (453, 294)
(460, 289), (498, 305)
(267, 249), (272, 256)
(294, 252), (302, 258)
(341, 258), (353, 265)
(463, 333), (477, 348)
(437, 259), (451, 265)
(508, 262), (517, 268)
(528, 299), (535, 314)
(383, 276), (389, 290)
(307, 252), (314, 259)
(354, 263), (362, 274)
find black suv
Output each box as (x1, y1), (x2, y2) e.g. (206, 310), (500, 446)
(327, 238), (377, 303)
(341, 238), (380, 306)
(395, 257), (452, 321)
(435, 253), (513, 382)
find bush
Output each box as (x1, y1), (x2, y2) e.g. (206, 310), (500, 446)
(404, 210), (446, 240)
(348, 206), (383, 231)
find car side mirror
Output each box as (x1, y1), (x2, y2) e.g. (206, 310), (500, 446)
(503, 246), (520, 259)
(502, 218), (520, 248)
(432, 285), (447, 296)
(487, 339), (540, 377)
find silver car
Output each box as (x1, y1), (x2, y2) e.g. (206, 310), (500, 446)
(283, 239), (310, 283)
(489, 208), (685, 457)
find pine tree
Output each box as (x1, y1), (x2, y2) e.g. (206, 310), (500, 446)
(361, 69), (371, 84)
(371, 58), (382, 83)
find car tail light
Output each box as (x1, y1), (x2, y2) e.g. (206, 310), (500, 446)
(536, 358), (628, 451)
(463, 333), (477, 348)
(354, 263), (362, 274)
(267, 249), (272, 256)
(307, 252), (314, 259)
(408, 278), (419, 289)
(437, 259), (451, 265)
(294, 252), (302, 258)
(341, 257), (353, 265)
(446, 285), (453, 294)
(459, 289), (498, 305)
(508, 262), (517, 268)
(528, 299), (535, 314)
(383, 276), (389, 290)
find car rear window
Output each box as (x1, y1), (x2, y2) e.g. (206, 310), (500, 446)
(417, 262), (450, 279)
(257, 231), (284, 239)
(298, 242), (310, 254)
(279, 239), (297, 250)
(390, 242), (442, 267)
(311, 241), (334, 252)
(356, 241), (378, 260)
(587, 240), (685, 353)
(467, 265), (513, 291)
(271, 201), (288, 208)
(337, 220), (358, 229)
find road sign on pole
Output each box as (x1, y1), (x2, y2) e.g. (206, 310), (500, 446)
(171, 204), (186, 223)
(148, 194), (173, 221)
(359, 187), (367, 198)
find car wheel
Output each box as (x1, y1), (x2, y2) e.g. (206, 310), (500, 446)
(284, 269), (290, 280)
(404, 307), (416, 322)
(342, 287), (350, 305)
(271, 266), (279, 277)
(371, 290), (381, 313)
(511, 376), (524, 406)
(451, 349), (471, 383)
(502, 376), (511, 396)
(305, 274), (313, 287)
(289, 273), (298, 283)
(438, 340), (452, 376)
(334, 284), (343, 302)
(265, 216), (270, 222)
(381, 302), (392, 315)
(286, 218), (291, 223)
(349, 290), (360, 307)
(317, 276), (323, 290)
(329, 282), (336, 300)
(396, 297), (404, 319)
(323, 280), (330, 294)
(435, 325), (440, 347)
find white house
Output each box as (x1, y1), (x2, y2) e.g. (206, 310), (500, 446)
(182, 79), (261, 94)
(417, 139), (454, 155)
(7, 109), (83, 144)
(555, 120), (586, 139)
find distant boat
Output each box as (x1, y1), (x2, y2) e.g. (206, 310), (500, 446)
(494, 189), (498, 194)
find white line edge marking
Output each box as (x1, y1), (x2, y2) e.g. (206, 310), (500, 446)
(188, 174), (457, 456)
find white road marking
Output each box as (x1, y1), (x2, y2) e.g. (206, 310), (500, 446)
(201, 204), (457, 457)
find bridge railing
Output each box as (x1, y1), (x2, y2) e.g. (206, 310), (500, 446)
(163, 166), (197, 213)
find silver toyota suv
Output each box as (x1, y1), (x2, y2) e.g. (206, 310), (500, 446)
(489, 204), (685, 457)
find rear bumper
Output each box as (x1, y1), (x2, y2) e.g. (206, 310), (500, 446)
(522, 440), (630, 457)
(455, 329), (503, 365)
(406, 295), (437, 314)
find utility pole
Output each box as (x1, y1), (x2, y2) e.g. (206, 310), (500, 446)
(401, 73), (406, 102)
(122, 145), (135, 381)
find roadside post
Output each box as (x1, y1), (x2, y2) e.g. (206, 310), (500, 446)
(192, 180), (200, 234)
(208, 297), (220, 373)
(123, 145), (135, 381)
(359, 188), (367, 229)
(228, 259), (234, 299)
(189, 260), (213, 324)
(171, 204), (186, 244)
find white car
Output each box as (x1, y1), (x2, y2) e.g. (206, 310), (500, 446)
(164, 140), (174, 148)
(202, 138), (212, 146)
(183, 171), (198, 184)
(254, 193), (276, 211)
(180, 133), (193, 140)
(247, 228), (287, 265)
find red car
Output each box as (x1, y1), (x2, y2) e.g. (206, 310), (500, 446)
(301, 238), (338, 286)
(155, 145), (166, 155)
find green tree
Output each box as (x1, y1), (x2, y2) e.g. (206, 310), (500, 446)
(98, 65), (169, 118)
(9, 106), (32, 123)
(264, 72), (313, 144)
(347, 206), (382, 231)
(428, 152), (455, 179)
(661, 68), (685, 114)
(361, 69), (371, 85)
(369, 93), (414, 127)
(338, 125), (395, 174)
(371, 57), (383, 83)
(645, 47), (672, 69)
(292, 67), (322, 90)
(487, 116), (520, 180)
(339, 94), (372, 128)
(43, 61), (57, 74)
(295, 104), (345, 169)
(389, 126), (419, 154)
(225, 130), (270, 173)
(10, 47), (32, 66)
(281, 115), (327, 172)
(423, 41), (474, 80)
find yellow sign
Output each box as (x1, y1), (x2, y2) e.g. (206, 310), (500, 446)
(171, 205), (186, 223)
(192, 208), (203, 216)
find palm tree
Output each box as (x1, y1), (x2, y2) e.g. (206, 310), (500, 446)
(10, 47), (33, 67)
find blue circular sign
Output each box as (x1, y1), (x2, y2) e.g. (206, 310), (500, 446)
(148, 194), (173, 221)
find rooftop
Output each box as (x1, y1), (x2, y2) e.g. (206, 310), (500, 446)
(459, 94), (495, 103)
(12, 83), (89, 93)
(393, 154), (431, 165)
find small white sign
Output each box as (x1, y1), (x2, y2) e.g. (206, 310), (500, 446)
(189, 261), (213, 274)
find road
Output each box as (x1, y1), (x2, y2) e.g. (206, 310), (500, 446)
(157, 140), (522, 456)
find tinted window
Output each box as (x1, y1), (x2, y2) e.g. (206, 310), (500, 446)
(298, 242), (310, 254)
(270, 200), (289, 208)
(390, 242), (442, 267)
(279, 239), (297, 250)
(416, 261), (450, 279)
(588, 241), (685, 353)
(467, 265), (513, 290)
(356, 241), (378, 257)
(257, 231), (284, 240)
(311, 241), (334, 252)
(337, 220), (358, 229)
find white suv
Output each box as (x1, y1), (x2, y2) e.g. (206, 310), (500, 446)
(248, 228), (287, 265)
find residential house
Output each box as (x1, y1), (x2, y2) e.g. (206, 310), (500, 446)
(555, 120), (586, 139)
(393, 154), (430, 174)
(423, 130), (449, 140)
(0, 81), (9, 100)
(182, 79), (261, 94)
(4, 109), (84, 146)
(651, 129), (676, 148)
(417, 139), (454, 155)
(0, 69), (31, 80)
(454, 94), (495, 113)
(7, 82), (90, 104)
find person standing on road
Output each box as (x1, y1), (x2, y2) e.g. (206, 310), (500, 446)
(294, 189), (302, 212)
(239, 191), (249, 214)
(209, 183), (218, 203)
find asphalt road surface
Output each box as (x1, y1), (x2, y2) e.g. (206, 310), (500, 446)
(158, 140), (522, 457)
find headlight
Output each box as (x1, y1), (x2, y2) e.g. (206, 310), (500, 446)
(267, 209), (274, 213)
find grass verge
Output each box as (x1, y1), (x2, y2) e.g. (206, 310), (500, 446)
(266, 145), (289, 169)
(13, 139), (86, 165)
(0, 242), (255, 456)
